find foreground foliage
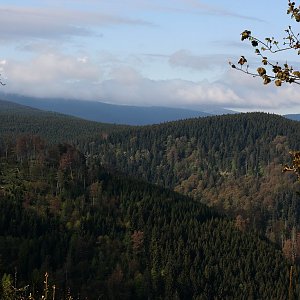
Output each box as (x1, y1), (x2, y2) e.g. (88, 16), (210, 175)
(231, 0), (300, 86)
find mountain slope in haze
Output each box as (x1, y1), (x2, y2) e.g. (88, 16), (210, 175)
(0, 98), (41, 113)
(187, 105), (237, 115)
(0, 139), (297, 299)
(0, 93), (212, 125)
(0, 99), (125, 143)
(285, 114), (300, 121)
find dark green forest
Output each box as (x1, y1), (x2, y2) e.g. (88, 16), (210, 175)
(0, 99), (126, 144)
(90, 113), (300, 249)
(0, 136), (299, 299)
(1, 101), (300, 298)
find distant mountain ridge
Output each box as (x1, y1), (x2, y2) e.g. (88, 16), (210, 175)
(0, 93), (216, 125)
(284, 114), (300, 121)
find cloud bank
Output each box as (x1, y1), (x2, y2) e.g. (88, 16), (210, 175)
(2, 50), (300, 114)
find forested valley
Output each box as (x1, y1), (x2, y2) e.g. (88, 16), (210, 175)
(1, 100), (300, 298)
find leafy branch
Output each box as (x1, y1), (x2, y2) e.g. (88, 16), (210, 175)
(230, 0), (300, 86)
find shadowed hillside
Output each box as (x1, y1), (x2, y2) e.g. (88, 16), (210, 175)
(0, 138), (297, 299)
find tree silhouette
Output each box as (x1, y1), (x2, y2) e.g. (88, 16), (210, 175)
(230, 0), (300, 86)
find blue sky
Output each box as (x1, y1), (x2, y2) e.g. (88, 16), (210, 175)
(0, 0), (299, 114)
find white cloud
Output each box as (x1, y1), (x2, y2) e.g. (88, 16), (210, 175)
(220, 70), (300, 112)
(77, 56), (88, 63)
(0, 51), (241, 106)
(2, 51), (101, 98)
(94, 70), (243, 107)
(12, 54), (97, 82)
(0, 60), (6, 74)
(2, 49), (300, 115)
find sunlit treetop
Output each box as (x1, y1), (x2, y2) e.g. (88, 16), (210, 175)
(283, 151), (300, 180)
(230, 0), (300, 86)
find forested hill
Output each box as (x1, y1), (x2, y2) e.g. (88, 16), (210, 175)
(93, 112), (300, 184)
(0, 98), (41, 112)
(0, 139), (298, 299)
(0, 99), (126, 143)
(90, 112), (300, 248)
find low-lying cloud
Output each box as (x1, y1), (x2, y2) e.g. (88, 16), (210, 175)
(1, 50), (300, 114)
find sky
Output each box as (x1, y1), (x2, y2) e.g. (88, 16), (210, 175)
(0, 0), (299, 114)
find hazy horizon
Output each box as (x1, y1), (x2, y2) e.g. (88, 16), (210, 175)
(0, 0), (299, 114)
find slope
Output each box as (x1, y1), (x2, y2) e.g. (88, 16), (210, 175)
(0, 139), (297, 299)
(90, 112), (300, 248)
(0, 99), (126, 144)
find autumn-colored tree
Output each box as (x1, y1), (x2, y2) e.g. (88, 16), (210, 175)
(89, 181), (103, 206)
(283, 239), (294, 261)
(283, 151), (300, 179)
(107, 265), (125, 299)
(230, 0), (300, 86)
(235, 214), (248, 232)
(16, 135), (29, 162)
(131, 230), (144, 254)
